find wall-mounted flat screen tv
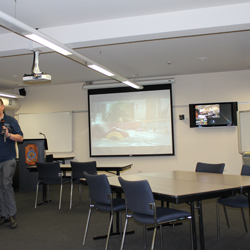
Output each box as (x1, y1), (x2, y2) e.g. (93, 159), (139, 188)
(189, 102), (238, 128)
(87, 84), (174, 157)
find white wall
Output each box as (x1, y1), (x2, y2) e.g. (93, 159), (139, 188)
(9, 70), (250, 175)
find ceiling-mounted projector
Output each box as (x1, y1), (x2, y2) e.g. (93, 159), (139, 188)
(23, 74), (51, 83)
(23, 50), (51, 84)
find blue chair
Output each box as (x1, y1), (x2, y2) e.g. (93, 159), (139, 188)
(83, 172), (125, 250)
(69, 161), (97, 209)
(195, 162), (225, 174)
(118, 177), (191, 250)
(35, 162), (69, 209)
(217, 164), (250, 240)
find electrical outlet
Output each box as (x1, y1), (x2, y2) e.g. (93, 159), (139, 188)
(138, 170), (142, 173)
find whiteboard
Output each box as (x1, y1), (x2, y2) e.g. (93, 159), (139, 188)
(18, 111), (72, 153)
(238, 110), (250, 153)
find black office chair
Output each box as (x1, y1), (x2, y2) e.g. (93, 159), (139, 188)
(195, 162), (225, 174)
(217, 164), (250, 240)
(35, 162), (69, 209)
(83, 172), (125, 250)
(70, 161), (97, 209)
(45, 154), (54, 162)
(118, 177), (191, 250)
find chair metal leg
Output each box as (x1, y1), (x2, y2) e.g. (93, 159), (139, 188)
(241, 208), (248, 233)
(35, 183), (39, 208)
(48, 185), (50, 203)
(120, 215), (128, 250)
(70, 182), (73, 209)
(119, 211), (122, 236)
(143, 224), (147, 248)
(151, 226), (157, 250)
(59, 184), (63, 209)
(79, 184), (82, 205)
(83, 206), (92, 245)
(105, 213), (114, 250)
(223, 205), (230, 228)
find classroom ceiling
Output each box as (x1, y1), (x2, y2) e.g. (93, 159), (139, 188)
(0, 0), (250, 91)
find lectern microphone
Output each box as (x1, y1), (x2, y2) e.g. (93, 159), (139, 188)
(39, 132), (48, 150)
(39, 132), (46, 137)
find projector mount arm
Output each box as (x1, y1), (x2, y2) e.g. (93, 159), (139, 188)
(32, 50), (42, 76)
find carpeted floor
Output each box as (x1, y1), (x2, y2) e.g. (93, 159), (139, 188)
(1, 183), (250, 250)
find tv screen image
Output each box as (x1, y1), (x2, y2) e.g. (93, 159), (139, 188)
(88, 84), (174, 157)
(189, 102), (238, 128)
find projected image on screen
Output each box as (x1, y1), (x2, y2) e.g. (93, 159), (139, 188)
(88, 85), (174, 156)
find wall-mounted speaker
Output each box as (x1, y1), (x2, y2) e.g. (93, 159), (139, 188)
(19, 88), (26, 96)
(179, 114), (185, 120)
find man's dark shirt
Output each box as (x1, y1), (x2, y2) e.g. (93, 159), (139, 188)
(0, 113), (23, 163)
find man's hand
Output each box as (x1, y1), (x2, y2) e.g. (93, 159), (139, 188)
(2, 126), (9, 137)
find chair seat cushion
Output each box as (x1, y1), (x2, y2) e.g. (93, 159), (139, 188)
(73, 179), (82, 184)
(62, 177), (70, 183)
(95, 198), (125, 212)
(132, 207), (191, 224)
(39, 177), (69, 185)
(218, 195), (249, 208)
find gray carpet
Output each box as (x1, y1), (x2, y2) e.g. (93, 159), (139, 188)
(1, 184), (250, 250)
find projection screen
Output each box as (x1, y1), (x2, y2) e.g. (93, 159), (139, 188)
(88, 84), (174, 157)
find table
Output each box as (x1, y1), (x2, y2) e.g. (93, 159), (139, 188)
(108, 171), (250, 250)
(27, 163), (132, 176)
(52, 156), (75, 164)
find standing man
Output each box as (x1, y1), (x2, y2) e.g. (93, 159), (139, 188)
(0, 98), (23, 228)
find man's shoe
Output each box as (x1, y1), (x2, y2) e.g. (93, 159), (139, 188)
(9, 216), (18, 229)
(0, 216), (8, 225)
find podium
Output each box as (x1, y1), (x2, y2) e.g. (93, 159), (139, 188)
(18, 139), (47, 192)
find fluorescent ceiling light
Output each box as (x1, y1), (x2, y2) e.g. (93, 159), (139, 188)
(0, 92), (24, 98)
(88, 65), (114, 76)
(122, 81), (143, 89)
(25, 34), (72, 56)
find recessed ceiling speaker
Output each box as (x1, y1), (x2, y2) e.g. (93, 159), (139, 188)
(19, 88), (26, 96)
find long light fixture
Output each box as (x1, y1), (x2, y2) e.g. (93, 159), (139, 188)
(87, 65), (114, 77)
(0, 91), (24, 99)
(25, 34), (72, 56)
(122, 81), (142, 89)
(0, 10), (143, 90)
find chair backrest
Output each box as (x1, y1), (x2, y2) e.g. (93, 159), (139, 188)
(36, 162), (61, 180)
(84, 172), (112, 204)
(118, 177), (154, 216)
(241, 164), (250, 176)
(195, 162), (225, 174)
(45, 154), (54, 162)
(70, 161), (97, 179)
